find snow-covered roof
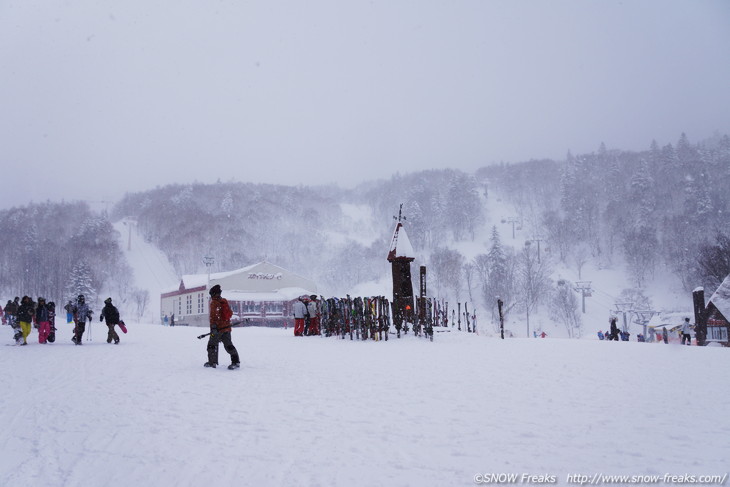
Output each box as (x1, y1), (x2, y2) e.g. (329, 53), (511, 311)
(708, 274), (730, 320)
(387, 222), (415, 261)
(179, 262), (259, 289)
(224, 287), (313, 303)
(165, 261), (316, 296)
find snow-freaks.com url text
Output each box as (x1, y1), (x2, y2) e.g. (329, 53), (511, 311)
(472, 473), (728, 485)
(565, 473), (728, 485)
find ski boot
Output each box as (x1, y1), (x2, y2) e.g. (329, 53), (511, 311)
(203, 362), (217, 368)
(227, 363), (240, 370)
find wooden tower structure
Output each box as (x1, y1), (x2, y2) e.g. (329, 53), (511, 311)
(387, 205), (415, 330)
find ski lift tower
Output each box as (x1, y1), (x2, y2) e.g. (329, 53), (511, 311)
(202, 255), (215, 287)
(632, 310), (657, 340)
(388, 204), (416, 332)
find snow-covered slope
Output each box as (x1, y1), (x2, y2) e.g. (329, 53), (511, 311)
(1, 325), (728, 487)
(114, 219), (179, 322)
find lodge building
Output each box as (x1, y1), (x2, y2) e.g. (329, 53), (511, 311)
(160, 261), (317, 327)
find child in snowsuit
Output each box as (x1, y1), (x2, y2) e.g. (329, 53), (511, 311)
(72, 294), (93, 345)
(35, 297), (52, 344)
(99, 297), (121, 344)
(204, 285), (240, 369)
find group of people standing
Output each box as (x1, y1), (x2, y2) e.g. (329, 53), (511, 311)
(2, 296), (57, 345)
(292, 294), (320, 336)
(598, 316), (695, 344)
(2, 294), (125, 346)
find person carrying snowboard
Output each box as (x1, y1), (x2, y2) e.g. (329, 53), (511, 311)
(204, 284), (240, 369)
(72, 294), (93, 345)
(99, 297), (121, 344)
(34, 297), (52, 344)
(5, 298), (21, 344)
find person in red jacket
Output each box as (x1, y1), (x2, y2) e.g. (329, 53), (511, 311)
(204, 284), (240, 370)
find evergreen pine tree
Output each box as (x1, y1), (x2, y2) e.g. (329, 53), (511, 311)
(67, 261), (95, 304)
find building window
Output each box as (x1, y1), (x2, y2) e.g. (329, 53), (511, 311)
(186, 295), (193, 315)
(198, 293), (205, 314)
(265, 302), (283, 314)
(708, 326), (728, 341)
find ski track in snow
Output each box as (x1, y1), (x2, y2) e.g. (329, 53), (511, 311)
(1, 324), (728, 487)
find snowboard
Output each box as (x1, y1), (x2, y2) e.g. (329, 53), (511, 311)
(118, 321), (128, 334)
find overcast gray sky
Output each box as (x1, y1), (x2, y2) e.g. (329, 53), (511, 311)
(2, 0), (729, 210)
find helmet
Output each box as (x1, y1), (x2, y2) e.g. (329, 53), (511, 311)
(105, 297), (113, 304)
(78, 294), (85, 303)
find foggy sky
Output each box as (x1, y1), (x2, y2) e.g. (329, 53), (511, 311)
(2, 1), (729, 211)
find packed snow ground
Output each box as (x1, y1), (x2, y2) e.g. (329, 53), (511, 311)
(1, 323), (728, 487)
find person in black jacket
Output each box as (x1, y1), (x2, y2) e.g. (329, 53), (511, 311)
(5, 298), (20, 343)
(99, 297), (121, 344)
(35, 297), (52, 344)
(17, 296), (35, 345)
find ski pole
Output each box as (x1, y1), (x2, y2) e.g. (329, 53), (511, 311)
(196, 319), (249, 339)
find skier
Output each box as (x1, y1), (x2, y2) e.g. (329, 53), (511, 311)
(99, 297), (121, 344)
(680, 318), (693, 345)
(71, 294), (93, 345)
(17, 296), (35, 346)
(292, 296), (307, 337)
(204, 284), (240, 369)
(35, 297), (52, 344)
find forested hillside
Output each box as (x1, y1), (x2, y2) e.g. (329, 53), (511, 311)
(0, 202), (140, 308)
(478, 134), (730, 292)
(2, 133), (727, 329)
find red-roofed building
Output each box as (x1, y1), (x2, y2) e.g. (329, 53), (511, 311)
(160, 261), (317, 327)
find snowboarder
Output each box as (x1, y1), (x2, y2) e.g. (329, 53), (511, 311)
(71, 294), (93, 345)
(292, 296), (307, 337)
(17, 296), (35, 345)
(204, 285), (240, 369)
(5, 298), (20, 344)
(99, 297), (121, 344)
(680, 318), (693, 345)
(35, 297), (52, 344)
